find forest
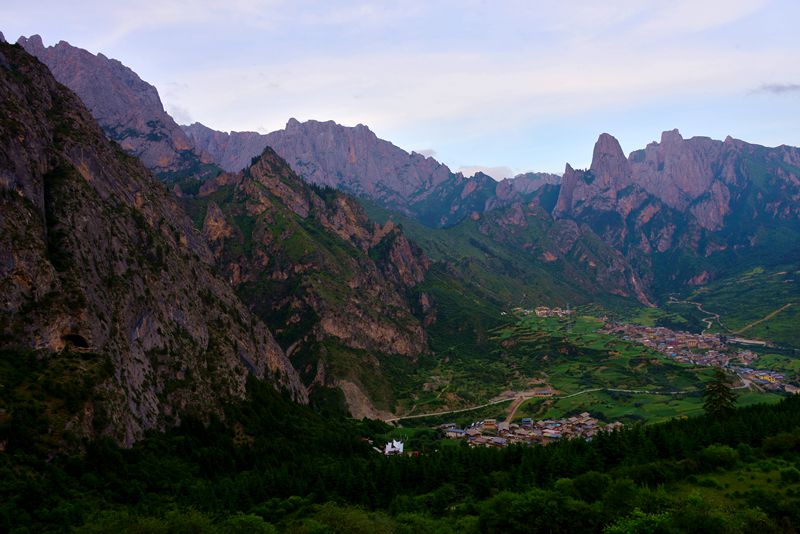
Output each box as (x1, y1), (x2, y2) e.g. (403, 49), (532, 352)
(3, 375), (800, 533)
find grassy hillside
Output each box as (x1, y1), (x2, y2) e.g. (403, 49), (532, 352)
(677, 265), (800, 348)
(492, 314), (785, 423)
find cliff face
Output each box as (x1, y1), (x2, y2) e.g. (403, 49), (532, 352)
(181, 148), (430, 417)
(0, 43), (305, 447)
(553, 130), (800, 291)
(261, 118), (459, 205)
(183, 122), (272, 173)
(17, 35), (213, 179)
(183, 119), (561, 227)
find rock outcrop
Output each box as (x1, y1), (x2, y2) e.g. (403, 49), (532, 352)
(0, 42), (305, 447)
(553, 130), (800, 291)
(17, 35), (213, 179)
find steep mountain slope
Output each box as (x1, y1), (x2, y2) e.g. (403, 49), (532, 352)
(554, 130), (800, 295)
(183, 119), (560, 226)
(363, 198), (651, 309)
(0, 42), (305, 447)
(179, 149), (431, 418)
(16, 35), (215, 180)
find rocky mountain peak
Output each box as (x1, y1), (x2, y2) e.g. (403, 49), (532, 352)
(0, 42), (305, 445)
(660, 128), (684, 145)
(0, 31), (5, 43)
(590, 133), (630, 187)
(16, 33), (44, 50)
(552, 163), (581, 217)
(16, 35), (211, 178)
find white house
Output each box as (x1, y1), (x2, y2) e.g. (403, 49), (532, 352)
(384, 439), (404, 455)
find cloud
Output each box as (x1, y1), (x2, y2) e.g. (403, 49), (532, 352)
(753, 83), (800, 95)
(633, 0), (767, 37)
(166, 103), (193, 124)
(172, 40), (786, 140)
(457, 165), (514, 181)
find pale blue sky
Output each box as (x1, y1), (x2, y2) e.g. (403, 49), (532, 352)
(2, 0), (799, 177)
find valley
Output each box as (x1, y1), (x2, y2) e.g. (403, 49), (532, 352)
(2, 15), (800, 532)
(388, 308), (791, 431)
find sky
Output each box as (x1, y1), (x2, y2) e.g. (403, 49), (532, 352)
(2, 0), (799, 178)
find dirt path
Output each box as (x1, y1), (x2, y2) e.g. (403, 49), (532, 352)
(668, 297), (721, 334)
(383, 397), (514, 423)
(504, 391), (555, 422)
(733, 303), (793, 334)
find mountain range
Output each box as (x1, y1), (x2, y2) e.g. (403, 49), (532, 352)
(183, 119), (562, 227)
(4, 34), (800, 440)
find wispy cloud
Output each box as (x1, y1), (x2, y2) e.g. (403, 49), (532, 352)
(753, 83), (800, 95)
(632, 0), (767, 37)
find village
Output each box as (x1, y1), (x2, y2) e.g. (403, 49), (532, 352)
(379, 307), (798, 456)
(512, 306), (575, 318)
(437, 413), (623, 448)
(378, 413), (624, 455)
(600, 321), (798, 393)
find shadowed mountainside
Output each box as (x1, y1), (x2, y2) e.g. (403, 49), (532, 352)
(0, 42), (305, 447)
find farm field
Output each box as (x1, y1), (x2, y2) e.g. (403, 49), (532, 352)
(387, 310), (792, 427)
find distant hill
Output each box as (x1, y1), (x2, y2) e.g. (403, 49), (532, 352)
(188, 118), (800, 303)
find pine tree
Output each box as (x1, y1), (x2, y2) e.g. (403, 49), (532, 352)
(703, 368), (737, 418)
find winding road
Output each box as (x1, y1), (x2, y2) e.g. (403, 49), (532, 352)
(668, 296), (721, 334)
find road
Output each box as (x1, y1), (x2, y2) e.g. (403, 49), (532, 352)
(385, 386), (696, 424)
(733, 303), (793, 335)
(668, 297), (721, 334)
(670, 296), (793, 340)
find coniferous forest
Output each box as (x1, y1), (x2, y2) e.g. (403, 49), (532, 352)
(3, 374), (800, 533)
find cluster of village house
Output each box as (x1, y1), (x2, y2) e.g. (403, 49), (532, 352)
(601, 322), (798, 393)
(438, 413), (623, 448)
(511, 306), (575, 318)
